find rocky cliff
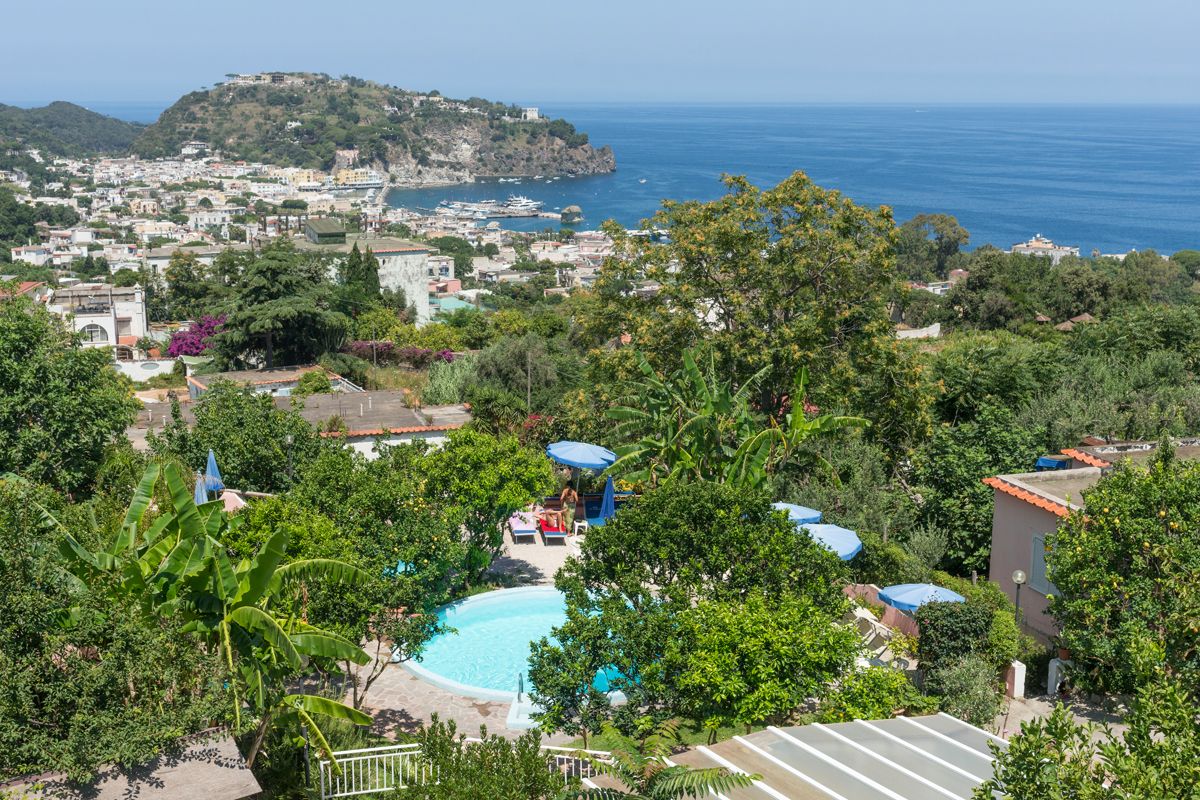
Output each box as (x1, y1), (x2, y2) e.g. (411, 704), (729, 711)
(131, 74), (614, 184)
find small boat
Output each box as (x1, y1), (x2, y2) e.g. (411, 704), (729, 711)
(639, 178), (647, 184)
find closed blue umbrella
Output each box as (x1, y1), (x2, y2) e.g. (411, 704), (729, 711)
(597, 475), (616, 525)
(773, 502), (823, 525)
(203, 449), (225, 491)
(193, 471), (208, 506)
(799, 523), (863, 561)
(878, 583), (966, 613)
(546, 441), (616, 470)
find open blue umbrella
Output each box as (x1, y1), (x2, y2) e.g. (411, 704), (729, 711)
(773, 502), (823, 525)
(799, 523), (863, 561)
(193, 471), (208, 506)
(203, 449), (224, 491)
(596, 475), (616, 526)
(878, 583), (966, 613)
(546, 440), (616, 470)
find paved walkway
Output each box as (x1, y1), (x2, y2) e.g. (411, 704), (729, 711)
(996, 694), (1128, 741)
(359, 527), (578, 740)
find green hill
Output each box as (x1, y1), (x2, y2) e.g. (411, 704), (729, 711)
(0, 101), (143, 156)
(131, 73), (615, 182)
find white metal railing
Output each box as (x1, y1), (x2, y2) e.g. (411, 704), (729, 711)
(319, 743), (433, 799)
(318, 741), (612, 799)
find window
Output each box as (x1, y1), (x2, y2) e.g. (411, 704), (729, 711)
(80, 324), (109, 343)
(1029, 534), (1058, 595)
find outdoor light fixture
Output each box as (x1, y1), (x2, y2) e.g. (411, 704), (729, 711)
(1012, 569), (1027, 629)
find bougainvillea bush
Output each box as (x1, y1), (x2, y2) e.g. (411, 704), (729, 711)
(167, 315), (225, 357)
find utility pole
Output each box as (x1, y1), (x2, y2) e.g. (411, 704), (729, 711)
(526, 347), (532, 408)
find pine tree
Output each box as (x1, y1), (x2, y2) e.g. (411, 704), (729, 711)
(214, 239), (348, 368)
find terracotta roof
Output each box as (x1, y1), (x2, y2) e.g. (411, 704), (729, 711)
(321, 423), (462, 438)
(982, 476), (1071, 518)
(0, 281), (47, 299)
(1061, 448), (1111, 468)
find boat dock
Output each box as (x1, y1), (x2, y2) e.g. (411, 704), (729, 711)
(432, 196), (561, 222)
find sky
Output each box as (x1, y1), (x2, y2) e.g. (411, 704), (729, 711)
(2, 0), (1199, 109)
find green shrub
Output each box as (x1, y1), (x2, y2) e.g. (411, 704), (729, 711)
(851, 529), (930, 586)
(926, 655), (1001, 728)
(293, 369), (332, 397)
(423, 355), (477, 405)
(408, 715), (573, 800)
(915, 601), (992, 673)
(818, 666), (936, 723)
(320, 352), (370, 387)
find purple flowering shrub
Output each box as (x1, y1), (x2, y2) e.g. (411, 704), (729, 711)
(167, 315), (225, 357)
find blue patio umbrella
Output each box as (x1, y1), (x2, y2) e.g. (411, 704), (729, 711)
(546, 440), (616, 470)
(799, 523), (863, 561)
(596, 475), (617, 525)
(203, 449), (225, 491)
(772, 502), (823, 525)
(193, 471), (208, 506)
(878, 583), (966, 613)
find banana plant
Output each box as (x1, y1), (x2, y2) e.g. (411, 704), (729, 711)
(727, 366), (870, 489)
(48, 462), (372, 769)
(606, 350), (865, 491)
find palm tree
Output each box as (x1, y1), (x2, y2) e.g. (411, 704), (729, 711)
(563, 720), (757, 800)
(49, 462), (372, 768)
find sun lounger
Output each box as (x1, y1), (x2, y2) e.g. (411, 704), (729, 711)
(509, 510), (538, 543)
(539, 517), (568, 544)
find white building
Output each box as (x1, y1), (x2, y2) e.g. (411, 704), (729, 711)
(1009, 234), (1080, 265)
(426, 254), (455, 280)
(47, 283), (149, 348)
(10, 244), (53, 266)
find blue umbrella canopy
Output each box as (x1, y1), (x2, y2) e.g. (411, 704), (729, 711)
(546, 440), (616, 471)
(203, 449), (225, 491)
(878, 583), (966, 613)
(799, 523), (863, 561)
(597, 475), (617, 525)
(193, 471), (208, 506)
(772, 502), (823, 525)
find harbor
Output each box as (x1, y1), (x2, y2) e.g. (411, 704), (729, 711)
(425, 195), (563, 222)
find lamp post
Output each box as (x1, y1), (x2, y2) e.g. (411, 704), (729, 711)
(1012, 569), (1027, 631)
(285, 433), (295, 484)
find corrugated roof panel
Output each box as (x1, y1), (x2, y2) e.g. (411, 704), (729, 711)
(849, 721), (985, 798)
(758, 728), (935, 800)
(914, 714), (1005, 758)
(868, 718), (995, 781)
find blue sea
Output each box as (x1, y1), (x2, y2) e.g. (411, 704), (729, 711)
(92, 102), (1200, 254)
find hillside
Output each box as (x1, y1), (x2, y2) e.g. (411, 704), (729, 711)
(132, 74), (615, 183)
(0, 101), (143, 156)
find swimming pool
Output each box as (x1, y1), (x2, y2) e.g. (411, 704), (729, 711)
(403, 586), (593, 702)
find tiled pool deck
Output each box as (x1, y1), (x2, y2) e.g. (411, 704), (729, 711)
(358, 526), (577, 742)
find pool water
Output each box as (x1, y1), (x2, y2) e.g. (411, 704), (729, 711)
(408, 586), (610, 700)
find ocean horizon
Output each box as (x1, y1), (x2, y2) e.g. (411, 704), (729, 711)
(69, 100), (1200, 255)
